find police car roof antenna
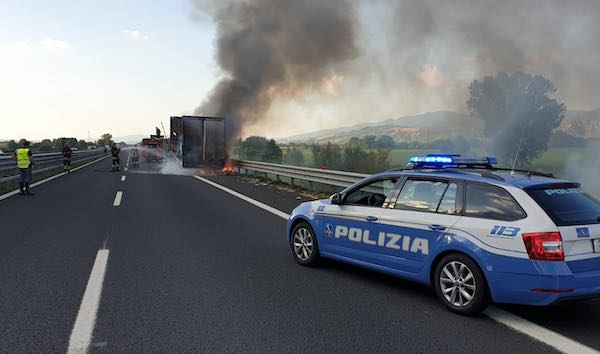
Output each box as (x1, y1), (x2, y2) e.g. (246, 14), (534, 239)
(510, 133), (525, 176)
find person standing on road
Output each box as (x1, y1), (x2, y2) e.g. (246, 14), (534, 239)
(62, 143), (73, 172)
(130, 146), (140, 168)
(12, 141), (36, 195)
(111, 143), (121, 171)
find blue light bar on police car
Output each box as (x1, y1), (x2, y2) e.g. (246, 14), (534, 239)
(408, 155), (497, 167)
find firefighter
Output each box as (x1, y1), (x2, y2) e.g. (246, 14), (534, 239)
(130, 147), (140, 167)
(12, 140), (36, 195)
(62, 143), (73, 172)
(111, 143), (121, 171)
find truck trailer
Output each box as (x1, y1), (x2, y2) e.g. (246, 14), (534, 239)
(170, 116), (226, 168)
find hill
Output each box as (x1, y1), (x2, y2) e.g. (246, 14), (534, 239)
(281, 109), (600, 144)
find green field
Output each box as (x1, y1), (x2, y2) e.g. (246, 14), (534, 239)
(387, 149), (440, 168)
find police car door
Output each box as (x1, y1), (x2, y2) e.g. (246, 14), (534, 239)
(319, 177), (400, 264)
(377, 177), (463, 275)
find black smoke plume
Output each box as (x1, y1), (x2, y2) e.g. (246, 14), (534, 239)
(192, 0), (359, 142)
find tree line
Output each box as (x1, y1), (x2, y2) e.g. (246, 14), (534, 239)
(2, 133), (114, 153)
(235, 136), (391, 174)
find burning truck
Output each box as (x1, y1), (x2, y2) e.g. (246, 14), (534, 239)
(141, 128), (167, 162)
(169, 116), (227, 170)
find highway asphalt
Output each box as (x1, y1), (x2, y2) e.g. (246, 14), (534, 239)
(0, 153), (598, 353)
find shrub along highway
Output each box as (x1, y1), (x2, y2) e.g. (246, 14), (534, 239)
(1, 151), (599, 353)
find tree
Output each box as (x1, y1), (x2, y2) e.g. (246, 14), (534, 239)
(311, 142), (342, 169)
(38, 139), (53, 151)
(262, 139), (282, 163)
(342, 144), (370, 171)
(284, 148), (305, 166)
(374, 135), (395, 149)
(237, 136), (282, 163)
(6, 140), (17, 152)
(467, 72), (566, 165)
(97, 133), (113, 147)
(77, 140), (90, 150)
(362, 135), (377, 148)
(347, 137), (362, 147)
(342, 144), (390, 173)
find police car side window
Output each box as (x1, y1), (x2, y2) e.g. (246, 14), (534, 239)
(465, 183), (526, 221)
(437, 183), (459, 215)
(395, 179), (448, 212)
(344, 179), (397, 207)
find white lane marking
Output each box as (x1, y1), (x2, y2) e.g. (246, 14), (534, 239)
(194, 176), (599, 354)
(113, 191), (123, 207)
(485, 307), (599, 354)
(67, 249), (110, 354)
(193, 176), (290, 219)
(0, 156), (110, 202)
(121, 175), (126, 182)
(124, 168), (128, 172)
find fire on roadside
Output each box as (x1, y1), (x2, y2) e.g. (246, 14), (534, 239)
(222, 160), (236, 174)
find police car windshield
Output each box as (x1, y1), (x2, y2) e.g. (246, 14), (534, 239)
(527, 185), (600, 226)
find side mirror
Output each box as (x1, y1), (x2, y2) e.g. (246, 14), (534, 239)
(330, 193), (342, 205)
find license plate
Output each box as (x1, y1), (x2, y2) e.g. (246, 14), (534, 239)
(594, 239), (600, 253)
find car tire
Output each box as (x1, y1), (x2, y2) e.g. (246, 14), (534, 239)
(290, 222), (320, 266)
(433, 253), (489, 315)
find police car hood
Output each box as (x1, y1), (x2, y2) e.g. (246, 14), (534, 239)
(292, 198), (331, 215)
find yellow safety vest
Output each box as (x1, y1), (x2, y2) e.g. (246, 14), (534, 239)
(16, 148), (31, 169)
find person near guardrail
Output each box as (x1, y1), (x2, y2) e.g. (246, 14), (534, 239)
(62, 143), (73, 173)
(12, 141), (36, 195)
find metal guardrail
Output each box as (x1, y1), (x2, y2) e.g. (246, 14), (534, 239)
(0, 149), (106, 183)
(235, 160), (369, 189)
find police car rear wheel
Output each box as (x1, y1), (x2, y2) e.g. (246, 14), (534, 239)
(434, 254), (489, 315)
(291, 222), (320, 266)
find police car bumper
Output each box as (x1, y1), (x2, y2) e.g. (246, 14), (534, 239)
(486, 253), (600, 306)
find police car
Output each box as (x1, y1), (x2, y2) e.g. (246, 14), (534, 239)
(286, 155), (600, 315)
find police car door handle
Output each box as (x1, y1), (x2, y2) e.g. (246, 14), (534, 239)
(429, 224), (446, 231)
(366, 216), (378, 222)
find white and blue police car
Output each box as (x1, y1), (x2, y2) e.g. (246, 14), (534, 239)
(286, 155), (600, 315)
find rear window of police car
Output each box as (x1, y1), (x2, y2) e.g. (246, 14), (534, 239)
(465, 183), (527, 221)
(527, 185), (600, 226)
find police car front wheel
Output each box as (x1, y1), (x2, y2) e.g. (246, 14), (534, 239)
(434, 254), (489, 315)
(291, 222), (320, 266)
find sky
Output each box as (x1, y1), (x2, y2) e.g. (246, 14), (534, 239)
(0, 0), (217, 141)
(2, 0), (600, 142)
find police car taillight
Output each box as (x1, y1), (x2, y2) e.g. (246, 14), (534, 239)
(522, 232), (564, 261)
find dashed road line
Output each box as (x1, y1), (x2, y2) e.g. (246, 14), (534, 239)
(67, 249), (110, 354)
(113, 191), (123, 207)
(121, 175), (126, 182)
(193, 174), (599, 354)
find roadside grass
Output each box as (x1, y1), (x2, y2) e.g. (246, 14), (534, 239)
(0, 156), (105, 195)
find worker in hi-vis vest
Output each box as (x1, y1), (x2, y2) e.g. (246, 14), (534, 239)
(12, 140), (36, 195)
